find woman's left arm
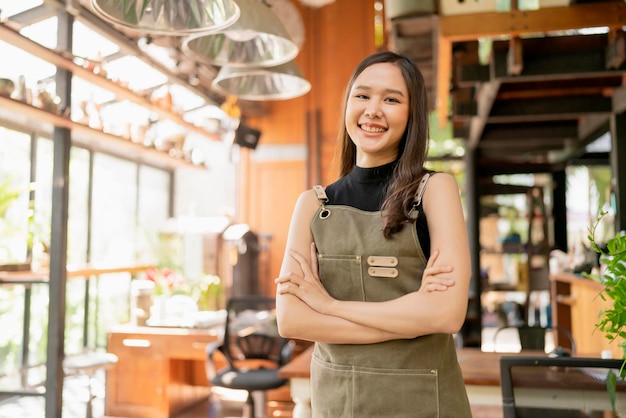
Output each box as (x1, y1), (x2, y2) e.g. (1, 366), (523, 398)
(283, 173), (470, 338)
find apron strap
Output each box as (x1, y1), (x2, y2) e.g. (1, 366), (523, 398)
(408, 173), (432, 219)
(313, 185), (331, 219)
(313, 185), (328, 203)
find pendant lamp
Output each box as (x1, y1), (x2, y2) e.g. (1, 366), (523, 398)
(211, 60), (311, 100)
(182, 0), (298, 68)
(90, 0), (240, 35)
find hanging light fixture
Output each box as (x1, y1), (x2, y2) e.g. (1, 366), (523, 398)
(90, 0), (241, 35)
(182, 0), (298, 68)
(211, 60), (311, 100)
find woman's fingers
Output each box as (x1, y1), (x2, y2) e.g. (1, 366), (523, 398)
(426, 250), (439, 268)
(290, 249), (318, 282)
(275, 272), (303, 294)
(421, 257), (455, 292)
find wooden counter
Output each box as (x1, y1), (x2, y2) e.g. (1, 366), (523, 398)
(551, 272), (623, 359)
(105, 324), (223, 418)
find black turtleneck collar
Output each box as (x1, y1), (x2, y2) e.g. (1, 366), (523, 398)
(349, 160), (397, 183)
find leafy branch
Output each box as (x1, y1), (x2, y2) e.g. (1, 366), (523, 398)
(586, 210), (626, 416)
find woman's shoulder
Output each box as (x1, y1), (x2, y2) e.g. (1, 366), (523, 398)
(294, 187), (326, 214)
(425, 171), (457, 185)
(422, 172), (460, 199)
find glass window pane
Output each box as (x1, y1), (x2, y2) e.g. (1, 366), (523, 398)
(68, 147), (91, 266)
(91, 154), (137, 265)
(0, 40), (56, 90)
(0, 0), (43, 18)
(32, 137), (53, 270)
(72, 21), (120, 60)
(105, 55), (168, 91)
(137, 166), (170, 265)
(0, 127), (31, 264)
(90, 154), (139, 339)
(20, 16), (58, 50)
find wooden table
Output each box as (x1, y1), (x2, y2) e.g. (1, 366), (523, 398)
(105, 324), (224, 418)
(278, 346), (544, 418)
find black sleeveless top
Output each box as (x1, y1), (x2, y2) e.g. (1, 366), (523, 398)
(324, 161), (431, 257)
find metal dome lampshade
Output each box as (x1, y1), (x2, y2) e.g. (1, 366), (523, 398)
(182, 0), (298, 68)
(211, 60), (311, 100)
(90, 0), (241, 35)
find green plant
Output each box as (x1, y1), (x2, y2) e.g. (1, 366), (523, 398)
(587, 210), (626, 415)
(0, 176), (21, 219)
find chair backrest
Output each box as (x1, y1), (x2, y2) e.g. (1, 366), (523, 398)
(500, 355), (626, 418)
(222, 295), (290, 366)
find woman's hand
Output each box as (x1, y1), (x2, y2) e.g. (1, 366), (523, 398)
(420, 250), (455, 292)
(275, 243), (336, 315)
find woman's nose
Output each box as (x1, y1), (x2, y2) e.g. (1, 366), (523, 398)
(365, 103), (382, 118)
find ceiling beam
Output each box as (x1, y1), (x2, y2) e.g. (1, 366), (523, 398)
(437, 1), (626, 127)
(477, 160), (564, 176)
(480, 121), (578, 141)
(479, 136), (565, 150)
(488, 96), (613, 120)
(440, 2), (626, 42)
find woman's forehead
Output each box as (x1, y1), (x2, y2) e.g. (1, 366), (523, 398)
(352, 63), (407, 93)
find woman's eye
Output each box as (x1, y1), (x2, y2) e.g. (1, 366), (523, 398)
(355, 94), (369, 99)
(386, 97), (400, 103)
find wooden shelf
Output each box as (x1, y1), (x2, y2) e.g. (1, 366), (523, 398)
(0, 264), (154, 284)
(0, 22), (220, 149)
(0, 95), (204, 171)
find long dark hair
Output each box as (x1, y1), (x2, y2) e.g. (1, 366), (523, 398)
(335, 51), (430, 238)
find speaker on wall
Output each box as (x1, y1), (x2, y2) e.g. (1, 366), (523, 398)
(234, 123), (262, 150)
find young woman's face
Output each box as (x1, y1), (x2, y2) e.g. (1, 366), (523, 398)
(345, 62), (410, 167)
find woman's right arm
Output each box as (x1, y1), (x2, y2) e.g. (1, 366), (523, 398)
(275, 190), (406, 344)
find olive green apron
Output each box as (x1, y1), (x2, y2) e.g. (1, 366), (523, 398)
(309, 175), (472, 417)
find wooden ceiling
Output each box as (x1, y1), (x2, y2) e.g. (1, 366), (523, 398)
(388, 0), (626, 178)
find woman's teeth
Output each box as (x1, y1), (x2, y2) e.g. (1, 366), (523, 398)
(361, 125), (386, 133)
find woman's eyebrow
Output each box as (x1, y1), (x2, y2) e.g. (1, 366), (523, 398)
(352, 85), (406, 97)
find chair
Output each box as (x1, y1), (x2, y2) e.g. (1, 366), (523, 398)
(500, 355), (626, 418)
(492, 325), (577, 356)
(63, 351), (118, 418)
(206, 295), (294, 418)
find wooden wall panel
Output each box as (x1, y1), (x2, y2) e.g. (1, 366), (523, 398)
(309, 0), (378, 186)
(250, 95), (310, 146)
(246, 160), (306, 296)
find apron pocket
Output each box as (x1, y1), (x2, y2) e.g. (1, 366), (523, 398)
(311, 355), (354, 417)
(352, 365), (439, 417)
(318, 255), (364, 301)
(312, 355), (440, 418)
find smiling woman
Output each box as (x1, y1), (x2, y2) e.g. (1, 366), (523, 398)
(275, 51), (472, 417)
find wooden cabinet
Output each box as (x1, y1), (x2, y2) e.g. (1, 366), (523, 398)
(551, 272), (623, 358)
(106, 325), (222, 418)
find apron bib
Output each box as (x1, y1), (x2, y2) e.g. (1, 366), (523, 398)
(309, 180), (472, 417)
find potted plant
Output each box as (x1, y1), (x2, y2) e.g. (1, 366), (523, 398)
(587, 210), (626, 414)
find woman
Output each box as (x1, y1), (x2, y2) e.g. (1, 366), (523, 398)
(275, 51), (472, 417)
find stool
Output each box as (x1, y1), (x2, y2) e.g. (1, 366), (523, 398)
(63, 352), (118, 418)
